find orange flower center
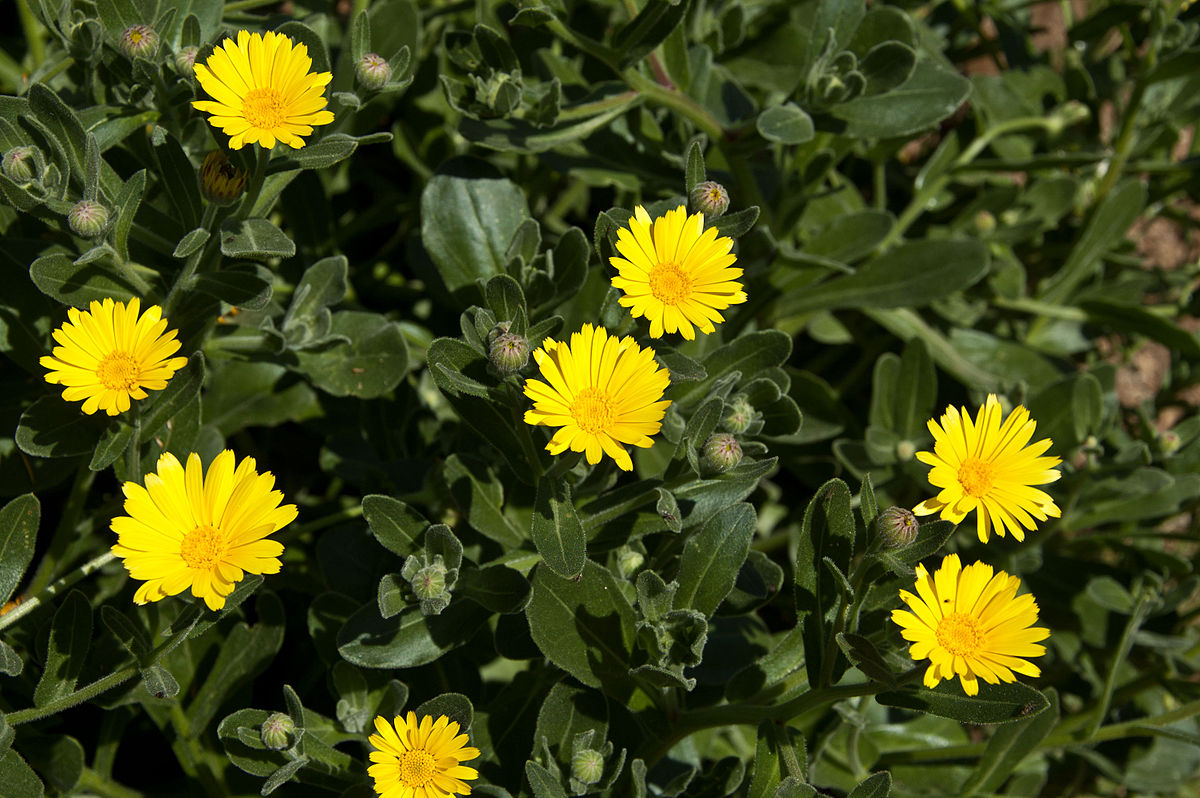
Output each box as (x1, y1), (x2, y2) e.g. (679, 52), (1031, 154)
(649, 262), (693, 305)
(398, 749), (437, 787)
(936, 612), (984, 657)
(180, 525), (227, 569)
(97, 351), (139, 390)
(571, 387), (614, 434)
(957, 457), (996, 497)
(242, 87), (286, 130)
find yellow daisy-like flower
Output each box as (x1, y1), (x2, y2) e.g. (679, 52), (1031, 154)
(523, 324), (671, 472)
(610, 205), (747, 340)
(111, 450), (298, 611)
(913, 394), (1062, 543)
(40, 297), (188, 417)
(891, 553), (1049, 696)
(192, 30), (334, 150)
(368, 712), (480, 798)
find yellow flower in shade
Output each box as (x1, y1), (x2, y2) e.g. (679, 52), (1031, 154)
(523, 324), (671, 471)
(111, 450), (298, 611)
(368, 712), (480, 798)
(913, 394), (1062, 543)
(609, 205), (747, 340)
(891, 553), (1049, 696)
(192, 30), (334, 150)
(40, 298), (188, 416)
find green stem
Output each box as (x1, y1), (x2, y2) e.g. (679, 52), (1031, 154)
(287, 504), (364, 539)
(1086, 592), (1153, 740)
(992, 296), (1088, 321)
(16, 0), (45, 67)
(77, 768), (144, 798)
(7, 662), (138, 726)
(0, 551), (116, 633)
(162, 203), (219, 315)
(1093, 28), (1159, 204)
(219, 0), (284, 11)
(239, 145), (271, 220)
(169, 703), (226, 798)
(25, 461), (96, 594)
(122, 403), (143, 482)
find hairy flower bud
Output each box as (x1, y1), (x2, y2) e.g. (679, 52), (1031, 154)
(3, 147), (37, 184)
(722, 396), (753, 434)
(174, 45), (199, 74)
(120, 25), (159, 60)
(702, 433), (742, 473)
(68, 199), (109, 238)
(200, 150), (247, 205)
(570, 748), (605, 786)
(875, 506), (918, 549)
(690, 180), (729, 218)
(410, 563), (447, 601)
(260, 712), (297, 750)
(616, 546), (644, 579)
(356, 53), (392, 91)
(490, 332), (529, 375)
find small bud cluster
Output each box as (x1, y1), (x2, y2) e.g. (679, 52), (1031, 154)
(401, 550), (458, 616)
(356, 53), (392, 91)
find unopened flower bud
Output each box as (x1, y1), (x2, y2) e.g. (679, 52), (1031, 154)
(973, 210), (996, 235)
(1160, 430), (1182, 456)
(3, 147), (37, 183)
(1046, 100), (1089, 135)
(895, 440), (916, 462)
(702, 433), (742, 473)
(875, 506), (918, 549)
(410, 563), (447, 600)
(570, 748), (605, 786)
(356, 53), (392, 91)
(199, 150), (247, 205)
(690, 180), (729, 218)
(175, 45), (199, 74)
(490, 332), (529, 375)
(616, 547), (644, 579)
(260, 712), (297, 750)
(722, 396), (753, 434)
(68, 199), (109, 238)
(120, 25), (159, 60)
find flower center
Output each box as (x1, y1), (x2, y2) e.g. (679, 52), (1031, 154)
(242, 87), (286, 130)
(935, 612), (984, 657)
(571, 387), (614, 434)
(649, 262), (693, 305)
(97, 351), (139, 390)
(398, 749), (437, 787)
(957, 457), (996, 497)
(180, 525), (227, 570)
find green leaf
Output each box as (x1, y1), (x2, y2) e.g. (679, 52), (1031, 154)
(173, 228), (210, 259)
(613, 0), (689, 68)
(847, 772), (892, 798)
(220, 218), (297, 260)
(272, 132), (390, 171)
(712, 206), (760, 239)
(16, 395), (110, 458)
(487, 274), (527, 323)
(1080, 300), (1200, 360)
(676, 331), (792, 404)
(203, 361), (321, 436)
(829, 62), (971, 138)
(794, 479), (854, 686)
(415, 693), (473, 733)
(780, 240), (989, 317)
(835, 633), (893, 685)
(960, 689), (1059, 797)
(444, 455), (526, 547)
(33, 590), (93, 707)
(876, 680), (1050, 725)
(110, 169), (146, 262)
(0, 749), (44, 798)
(0, 639), (22, 676)
(676, 503), (755, 616)
(363, 495), (428, 558)
(140, 351), (204, 443)
(140, 664), (179, 699)
(283, 256), (348, 335)
(292, 311), (409, 398)
(193, 264), (274, 311)
(757, 103), (815, 144)
(0, 494), (38, 606)
(526, 560), (637, 695)
(100, 605), (150, 659)
(456, 565), (531, 614)
(337, 598), (491, 669)
(150, 132), (202, 229)
(684, 140), (706, 193)
(527, 760), (569, 798)
(378, 573), (407, 619)
(860, 42), (916, 95)
(531, 477), (587, 579)
(29, 253), (138, 307)
(805, 210), (893, 264)
(261, 757), (308, 795)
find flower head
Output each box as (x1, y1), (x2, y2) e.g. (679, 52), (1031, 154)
(368, 712), (480, 798)
(199, 150), (247, 205)
(913, 395), (1062, 543)
(192, 30), (334, 150)
(610, 205), (747, 340)
(891, 553), (1049, 696)
(111, 450), (298, 611)
(523, 324), (671, 471)
(40, 298), (188, 416)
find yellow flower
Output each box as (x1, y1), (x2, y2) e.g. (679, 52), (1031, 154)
(891, 553), (1049, 696)
(523, 324), (671, 471)
(913, 394), (1062, 543)
(368, 712), (480, 798)
(40, 297), (188, 416)
(609, 205), (747, 340)
(192, 30), (334, 150)
(111, 451), (298, 611)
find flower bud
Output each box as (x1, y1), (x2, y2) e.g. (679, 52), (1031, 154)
(1159, 430), (1182, 456)
(199, 150), (247, 205)
(570, 748), (605, 786)
(722, 396), (753, 434)
(3, 147), (37, 184)
(895, 440), (916, 462)
(356, 52), (392, 91)
(875, 506), (918, 549)
(120, 25), (159, 60)
(690, 180), (729, 218)
(973, 210), (996, 235)
(174, 45), (199, 74)
(260, 712), (297, 750)
(702, 433), (742, 473)
(616, 546), (644, 580)
(1045, 100), (1090, 135)
(68, 199), (109, 238)
(490, 332), (529, 375)
(410, 563), (447, 601)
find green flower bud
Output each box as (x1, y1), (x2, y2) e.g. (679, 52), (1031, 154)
(68, 199), (109, 238)
(1159, 430), (1182, 456)
(973, 210), (996, 235)
(702, 433), (742, 473)
(120, 25), (159, 60)
(895, 440), (916, 462)
(175, 45), (199, 74)
(616, 547), (644, 579)
(410, 563), (447, 601)
(260, 712), (297, 750)
(490, 332), (529, 375)
(199, 150), (247, 205)
(1046, 100), (1090, 135)
(570, 748), (605, 786)
(722, 396), (753, 434)
(875, 506), (918, 549)
(690, 180), (729, 218)
(3, 147), (37, 184)
(356, 53), (392, 91)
